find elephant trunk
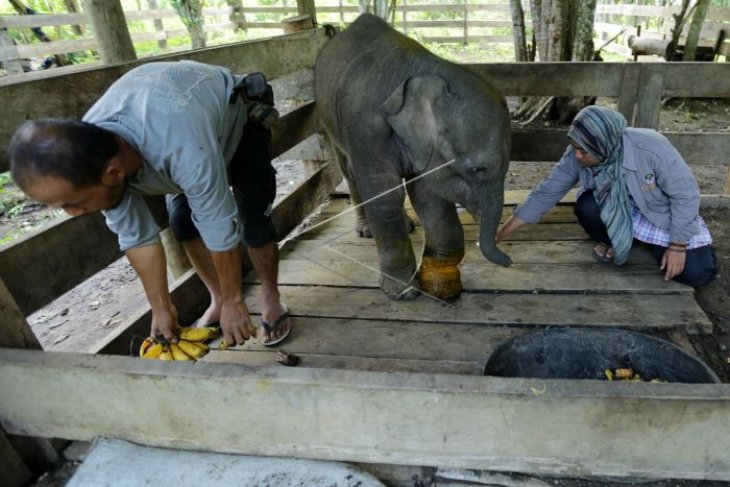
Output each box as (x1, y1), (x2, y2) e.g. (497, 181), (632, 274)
(477, 180), (512, 267)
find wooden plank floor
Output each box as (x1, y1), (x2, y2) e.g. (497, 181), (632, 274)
(204, 196), (712, 374)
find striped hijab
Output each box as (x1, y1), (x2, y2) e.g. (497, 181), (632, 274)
(568, 106), (633, 265)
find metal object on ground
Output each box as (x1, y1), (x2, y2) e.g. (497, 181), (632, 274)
(481, 327), (720, 383)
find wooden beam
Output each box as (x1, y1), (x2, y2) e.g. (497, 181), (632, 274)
(511, 129), (730, 165)
(274, 161), (342, 240)
(0, 28), (331, 170)
(1, 349), (729, 481)
(464, 62), (729, 98)
(0, 213), (121, 316)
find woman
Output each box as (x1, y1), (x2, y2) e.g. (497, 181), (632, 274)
(497, 105), (717, 287)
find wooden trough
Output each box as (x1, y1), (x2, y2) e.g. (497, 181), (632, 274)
(1, 26), (730, 486)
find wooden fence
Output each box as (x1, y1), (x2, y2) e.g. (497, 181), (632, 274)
(2, 1), (730, 74)
(595, 1), (730, 58)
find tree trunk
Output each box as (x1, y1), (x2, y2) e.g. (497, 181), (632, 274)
(515, 0), (598, 124)
(83, 0), (137, 63)
(572, 0), (596, 61)
(668, 0), (694, 60)
(530, 0), (543, 60)
(509, 0), (528, 62)
(682, 0), (710, 61)
(171, 0), (206, 49)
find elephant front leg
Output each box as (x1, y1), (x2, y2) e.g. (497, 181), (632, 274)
(360, 185), (420, 300)
(408, 183), (465, 301)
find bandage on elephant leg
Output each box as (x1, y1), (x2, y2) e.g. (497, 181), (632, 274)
(418, 255), (463, 300)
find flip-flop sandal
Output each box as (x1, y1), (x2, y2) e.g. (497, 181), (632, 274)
(592, 243), (614, 264)
(261, 303), (291, 347)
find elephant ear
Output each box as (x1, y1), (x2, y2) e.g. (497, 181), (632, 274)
(381, 75), (448, 172)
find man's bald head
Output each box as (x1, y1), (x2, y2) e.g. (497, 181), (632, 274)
(8, 119), (119, 190)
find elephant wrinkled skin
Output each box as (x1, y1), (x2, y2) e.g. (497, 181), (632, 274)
(315, 14), (512, 301)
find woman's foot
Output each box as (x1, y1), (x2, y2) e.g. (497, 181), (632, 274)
(592, 243), (615, 263)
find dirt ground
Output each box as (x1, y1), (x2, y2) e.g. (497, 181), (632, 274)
(2, 98), (729, 487)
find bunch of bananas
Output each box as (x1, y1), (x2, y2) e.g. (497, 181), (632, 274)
(139, 326), (220, 361)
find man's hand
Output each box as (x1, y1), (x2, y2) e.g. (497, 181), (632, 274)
(220, 299), (257, 346)
(150, 304), (180, 343)
(661, 247), (686, 281)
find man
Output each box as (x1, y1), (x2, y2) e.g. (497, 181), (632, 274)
(8, 60), (293, 347)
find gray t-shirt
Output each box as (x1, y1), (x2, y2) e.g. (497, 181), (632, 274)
(83, 61), (247, 251)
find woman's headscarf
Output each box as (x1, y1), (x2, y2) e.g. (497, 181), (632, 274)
(568, 106), (632, 265)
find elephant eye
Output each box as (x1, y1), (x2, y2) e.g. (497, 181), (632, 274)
(470, 167), (488, 175)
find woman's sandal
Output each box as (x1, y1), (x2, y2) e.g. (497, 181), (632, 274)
(592, 243), (615, 264)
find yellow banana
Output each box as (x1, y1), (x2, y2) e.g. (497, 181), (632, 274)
(139, 337), (156, 357)
(158, 345), (173, 361)
(142, 342), (164, 359)
(169, 343), (194, 361)
(179, 326), (220, 342)
(177, 340), (208, 360)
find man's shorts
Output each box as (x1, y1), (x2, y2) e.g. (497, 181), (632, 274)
(167, 120), (278, 248)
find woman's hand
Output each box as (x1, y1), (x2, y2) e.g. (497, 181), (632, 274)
(661, 246), (686, 281)
(496, 216), (527, 243)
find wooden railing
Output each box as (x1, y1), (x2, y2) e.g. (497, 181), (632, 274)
(2, 1), (729, 74)
(595, 1), (730, 58)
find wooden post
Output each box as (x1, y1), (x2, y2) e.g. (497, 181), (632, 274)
(147, 0), (167, 50)
(0, 429), (32, 487)
(617, 63), (640, 125)
(296, 0), (317, 26)
(0, 18), (24, 75)
(0, 277), (60, 478)
(635, 67), (664, 129)
(82, 0), (137, 64)
(339, 0), (345, 24)
(402, 0), (408, 35)
(282, 15), (314, 33)
(159, 228), (191, 280)
(226, 0), (246, 32)
(463, 2), (468, 45)
(0, 276), (41, 350)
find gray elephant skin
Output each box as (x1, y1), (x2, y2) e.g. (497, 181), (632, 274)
(315, 14), (512, 301)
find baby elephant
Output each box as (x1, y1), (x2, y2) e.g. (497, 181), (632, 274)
(315, 14), (512, 300)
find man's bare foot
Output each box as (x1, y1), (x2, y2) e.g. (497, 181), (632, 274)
(193, 302), (221, 327)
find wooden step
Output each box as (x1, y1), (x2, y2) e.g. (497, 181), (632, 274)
(242, 285), (711, 334)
